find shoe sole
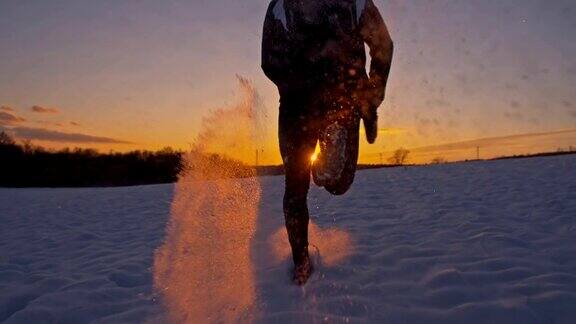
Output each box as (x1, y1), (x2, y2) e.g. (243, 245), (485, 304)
(312, 122), (348, 187)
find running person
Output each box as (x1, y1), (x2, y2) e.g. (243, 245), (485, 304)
(262, 0), (393, 284)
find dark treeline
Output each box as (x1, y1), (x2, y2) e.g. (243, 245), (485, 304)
(0, 131), (286, 187)
(0, 131), (181, 187)
(0, 130), (427, 188)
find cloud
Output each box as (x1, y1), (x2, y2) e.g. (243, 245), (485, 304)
(503, 111), (525, 121)
(1, 106), (15, 112)
(379, 127), (408, 136)
(34, 120), (64, 127)
(0, 111), (26, 125)
(10, 127), (133, 144)
(31, 105), (60, 114)
(70, 121), (81, 126)
(359, 127), (408, 136)
(412, 129), (576, 153)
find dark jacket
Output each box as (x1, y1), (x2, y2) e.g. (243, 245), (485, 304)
(262, 0), (393, 105)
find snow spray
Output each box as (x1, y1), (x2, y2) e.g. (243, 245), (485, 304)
(269, 222), (354, 268)
(153, 76), (265, 323)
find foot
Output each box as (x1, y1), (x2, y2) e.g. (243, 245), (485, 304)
(293, 255), (313, 285)
(312, 122), (348, 187)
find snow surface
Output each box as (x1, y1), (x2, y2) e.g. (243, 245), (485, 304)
(1, 155), (576, 323)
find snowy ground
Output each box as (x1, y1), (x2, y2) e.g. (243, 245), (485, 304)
(1, 155), (576, 323)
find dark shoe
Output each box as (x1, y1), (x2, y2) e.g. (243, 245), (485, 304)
(312, 122), (348, 188)
(293, 255), (313, 285)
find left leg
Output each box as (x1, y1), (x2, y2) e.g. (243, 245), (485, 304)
(278, 108), (318, 284)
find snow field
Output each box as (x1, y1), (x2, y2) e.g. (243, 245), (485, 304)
(1, 155), (575, 323)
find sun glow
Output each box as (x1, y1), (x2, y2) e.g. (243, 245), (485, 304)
(310, 152), (318, 163)
(310, 143), (321, 163)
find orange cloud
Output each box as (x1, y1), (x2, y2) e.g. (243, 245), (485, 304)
(0, 111), (26, 125)
(1, 106), (15, 112)
(406, 128), (576, 163)
(379, 127), (408, 135)
(413, 129), (576, 153)
(11, 126), (132, 144)
(31, 105), (60, 114)
(359, 127), (408, 136)
(34, 121), (64, 127)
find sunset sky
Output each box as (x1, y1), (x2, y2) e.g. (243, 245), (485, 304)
(1, 0), (575, 164)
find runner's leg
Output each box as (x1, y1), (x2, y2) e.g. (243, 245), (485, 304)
(312, 97), (361, 196)
(323, 107), (360, 195)
(278, 108), (318, 267)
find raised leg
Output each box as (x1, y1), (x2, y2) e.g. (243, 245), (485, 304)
(313, 103), (361, 196)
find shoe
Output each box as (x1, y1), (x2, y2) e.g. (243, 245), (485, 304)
(312, 122), (348, 188)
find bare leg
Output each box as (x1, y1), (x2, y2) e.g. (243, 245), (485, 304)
(283, 155), (312, 267)
(279, 108), (318, 284)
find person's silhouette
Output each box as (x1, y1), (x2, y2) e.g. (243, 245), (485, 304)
(262, 0), (393, 284)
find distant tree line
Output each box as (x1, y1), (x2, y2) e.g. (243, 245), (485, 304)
(0, 131), (182, 187)
(0, 130), (418, 188)
(0, 131), (288, 187)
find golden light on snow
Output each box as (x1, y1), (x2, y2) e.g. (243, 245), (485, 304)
(269, 222), (354, 267)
